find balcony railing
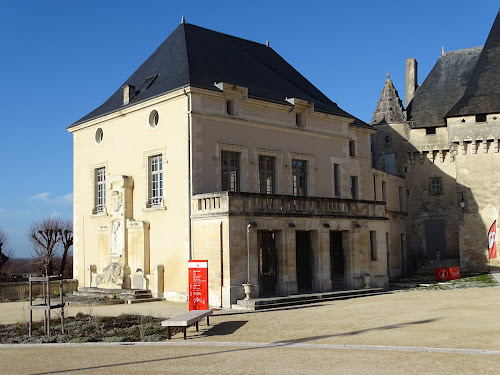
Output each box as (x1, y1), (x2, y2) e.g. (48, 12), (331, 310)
(192, 192), (386, 219)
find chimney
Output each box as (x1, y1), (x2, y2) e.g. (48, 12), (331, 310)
(122, 85), (135, 105)
(405, 58), (418, 107)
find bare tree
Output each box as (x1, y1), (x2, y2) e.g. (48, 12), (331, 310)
(0, 227), (13, 271)
(27, 218), (63, 276)
(59, 220), (73, 277)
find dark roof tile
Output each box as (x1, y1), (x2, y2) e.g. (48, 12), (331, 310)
(407, 46), (482, 128)
(447, 11), (500, 117)
(71, 23), (356, 127)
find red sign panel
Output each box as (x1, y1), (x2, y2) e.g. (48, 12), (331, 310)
(488, 220), (497, 259)
(188, 260), (208, 311)
(435, 267), (461, 281)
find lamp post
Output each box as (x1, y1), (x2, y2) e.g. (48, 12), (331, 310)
(243, 222), (257, 300)
(246, 222), (257, 282)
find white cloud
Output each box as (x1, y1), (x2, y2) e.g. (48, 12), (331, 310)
(26, 192), (73, 205)
(26, 192), (51, 202)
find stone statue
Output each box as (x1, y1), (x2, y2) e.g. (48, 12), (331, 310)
(111, 220), (124, 256)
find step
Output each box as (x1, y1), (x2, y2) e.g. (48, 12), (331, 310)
(72, 287), (158, 303)
(231, 289), (388, 311)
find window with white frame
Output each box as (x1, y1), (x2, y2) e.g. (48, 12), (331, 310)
(259, 155), (275, 194)
(292, 159), (307, 196)
(221, 150), (240, 192)
(94, 167), (106, 213)
(149, 154), (163, 206)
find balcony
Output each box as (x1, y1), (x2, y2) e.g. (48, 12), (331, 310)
(192, 192), (386, 219)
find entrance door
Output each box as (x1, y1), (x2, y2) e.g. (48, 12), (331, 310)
(296, 231), (312, 292)
(259, 231), (277, 296)
(330, 231), (344, 290)
(425, 220), (446, 260)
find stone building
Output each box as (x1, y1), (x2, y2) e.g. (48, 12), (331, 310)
(371, 11), (500, 272)
(68, 21), (406, 307)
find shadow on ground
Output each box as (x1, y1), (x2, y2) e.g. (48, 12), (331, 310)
(27, 317), (441, 375)
(203, 320), (247, 336)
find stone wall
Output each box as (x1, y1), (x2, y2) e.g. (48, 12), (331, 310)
(0, 279), (78, 302)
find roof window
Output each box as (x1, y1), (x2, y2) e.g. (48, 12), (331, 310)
(137, 74), (158, 93)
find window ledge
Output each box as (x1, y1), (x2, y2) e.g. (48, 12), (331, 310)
(143, 205), (167, 213)
(90, 211), (108, 218)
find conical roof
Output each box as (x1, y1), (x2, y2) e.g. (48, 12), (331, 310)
(447, 11), (500, 117)
(71, 23), (359, 127)
(371, 73), (405, 125)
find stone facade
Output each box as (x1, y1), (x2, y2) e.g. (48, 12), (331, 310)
(69, 23), (407, 307)
(371, 11), (500, 272)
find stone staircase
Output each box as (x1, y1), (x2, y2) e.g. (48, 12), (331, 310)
(415, 259), (460, 274)
(231, 288), (389, 311)
(68, 287), (163, 305)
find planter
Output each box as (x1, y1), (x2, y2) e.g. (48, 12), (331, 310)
(363, 274), (371, 289)
(242, 283), (253, 300)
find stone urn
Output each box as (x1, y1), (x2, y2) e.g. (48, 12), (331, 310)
(363, 274), (371, 289)
(242, 283), (253, 300)
(436, 250), (441, 260)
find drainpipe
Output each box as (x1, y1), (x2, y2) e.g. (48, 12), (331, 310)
(184, 87), (192, 260)
(247, 224), (251, 283)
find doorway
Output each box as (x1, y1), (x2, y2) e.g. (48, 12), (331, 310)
(259, 231), (277, 296)
(330, 231), (344, 290)
(425, 220), (446, 260)
(296, 231), (312, 292)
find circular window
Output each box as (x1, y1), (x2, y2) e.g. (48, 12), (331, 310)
(95, 127), (103, 144)
(149, 110), (159, 128)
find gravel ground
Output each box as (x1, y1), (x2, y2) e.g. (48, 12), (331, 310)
(1, 286), (500, 374)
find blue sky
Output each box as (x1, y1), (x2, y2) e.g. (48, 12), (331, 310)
(1, 0), (498, 257)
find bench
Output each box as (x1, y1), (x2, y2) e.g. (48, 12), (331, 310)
(161, 309), (213, 339)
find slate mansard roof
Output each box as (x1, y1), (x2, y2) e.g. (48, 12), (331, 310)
(447, 11), (500, 117)
(71, 23), (361, 127)
(406, 46), (482, 128)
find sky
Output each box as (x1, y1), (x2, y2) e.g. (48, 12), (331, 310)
(0, 0), (498, 257)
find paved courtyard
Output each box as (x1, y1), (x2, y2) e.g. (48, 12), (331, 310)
(1, 286), (500, 374)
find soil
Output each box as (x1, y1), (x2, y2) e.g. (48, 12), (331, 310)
(0, 313), (177, 344)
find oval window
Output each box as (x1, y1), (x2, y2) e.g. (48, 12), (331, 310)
(95, 127), (103, 144)
(149, 110), (159, 128)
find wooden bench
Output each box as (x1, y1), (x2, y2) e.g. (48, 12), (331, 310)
(161, 309), (213, 339)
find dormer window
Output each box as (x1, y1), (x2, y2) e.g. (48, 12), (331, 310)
(137, 74), (158, 93)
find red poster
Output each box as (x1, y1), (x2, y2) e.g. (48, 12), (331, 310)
(188, 260), (208, 311)
(488, 220), (497, 259)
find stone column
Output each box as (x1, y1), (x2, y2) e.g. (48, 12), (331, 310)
(313, 229), (332, 292)
(277, 225), (298, 295)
